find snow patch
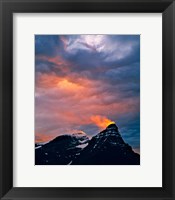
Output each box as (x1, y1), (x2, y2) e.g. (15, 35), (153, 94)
(76, 143), (88, 148)
(68, 160), (72, 165)
(35, 146), (42, 149)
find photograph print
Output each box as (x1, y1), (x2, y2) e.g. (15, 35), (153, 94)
(35, 35), (140, 165)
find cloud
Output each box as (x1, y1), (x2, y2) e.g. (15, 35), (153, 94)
(35, 35), (63, 56)
(35, 35), (140, 150)
(35, 132), (56, 143)
(90, 115), (115, 130)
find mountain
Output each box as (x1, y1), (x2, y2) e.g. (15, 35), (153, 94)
(35, 132), (89, 165)
(35, 124), (140, 165)
(72, 124), (139, 165)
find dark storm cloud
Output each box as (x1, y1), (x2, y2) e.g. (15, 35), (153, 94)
(35, 35), (63, 56)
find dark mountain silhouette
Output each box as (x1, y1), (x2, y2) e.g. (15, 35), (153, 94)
(35, 124), (140, 165)
(35, 133), (89, 165)
(72, 124), (139, 165)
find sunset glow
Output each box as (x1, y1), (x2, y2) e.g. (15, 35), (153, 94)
(90, 115), (115, 130)
(57, 79), (83, 91)
(35, 35), (140, 151)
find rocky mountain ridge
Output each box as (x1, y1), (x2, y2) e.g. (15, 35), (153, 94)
(35, 124), (140, 165)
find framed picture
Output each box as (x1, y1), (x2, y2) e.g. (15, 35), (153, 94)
(0, 0), (175, 199)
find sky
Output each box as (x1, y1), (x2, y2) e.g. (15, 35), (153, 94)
(35, 35), (140, 152)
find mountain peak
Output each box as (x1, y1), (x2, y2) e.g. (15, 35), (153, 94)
(71, 123), (140, 165)
(106, 123), (118, 131)
(35, 123), (140, 165)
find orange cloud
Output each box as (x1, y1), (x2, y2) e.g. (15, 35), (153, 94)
(35, 133), (56, 143)
(57, 79), (84, 91)
(36, 73), (59, 89)
(36, 73), (95, 97)
(90, 115), (115, 130)
(36, 55), (70, 73)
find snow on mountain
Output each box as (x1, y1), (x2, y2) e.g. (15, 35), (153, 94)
(72, 124), (140, 165)
(35, 131), (89, 165)
(35, 124), (140, 165)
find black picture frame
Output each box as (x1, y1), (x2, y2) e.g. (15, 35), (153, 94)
(0, 0), (175, 199)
